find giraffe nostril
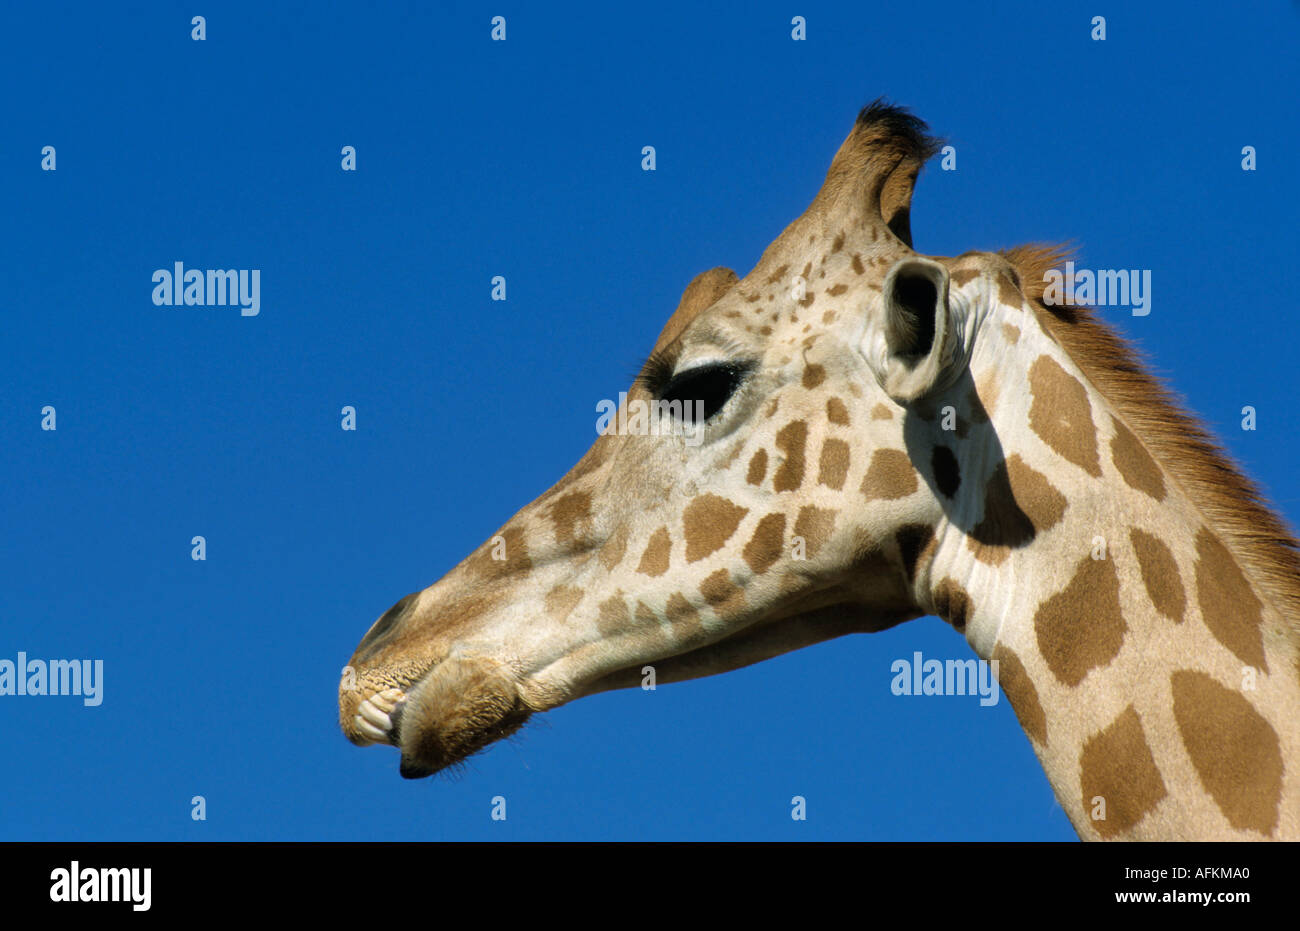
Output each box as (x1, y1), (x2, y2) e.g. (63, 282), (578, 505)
(356, 591), (420, 660)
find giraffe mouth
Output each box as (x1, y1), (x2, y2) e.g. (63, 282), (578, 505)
(350, 654), (532, 779)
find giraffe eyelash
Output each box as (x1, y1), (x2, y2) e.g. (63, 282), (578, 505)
(633, 348), (679, 395)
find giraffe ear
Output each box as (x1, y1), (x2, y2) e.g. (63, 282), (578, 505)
(865, 257), (963, 403)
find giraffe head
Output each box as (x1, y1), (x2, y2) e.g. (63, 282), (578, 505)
(340, 101), (1045, 777)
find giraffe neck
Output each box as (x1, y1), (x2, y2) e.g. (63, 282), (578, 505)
(915, 305), (1300, 840)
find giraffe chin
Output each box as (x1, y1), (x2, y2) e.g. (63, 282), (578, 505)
(391, 653), (532, 779)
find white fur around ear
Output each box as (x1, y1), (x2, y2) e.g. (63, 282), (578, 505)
(862, 257), (963, 403)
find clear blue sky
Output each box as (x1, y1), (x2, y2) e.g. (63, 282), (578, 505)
(2, 2), (1296, 840)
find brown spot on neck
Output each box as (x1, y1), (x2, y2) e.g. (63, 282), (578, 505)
(1110, 415), (1165, 500)
(991, 643), (1047, 745)
(826, 397), (850, 426)
(1078, 706), (1167, 838)
(746, 449), (769, 486)
(861, 448), (918, 501)
(1034, 554), (1126, 687)
(1172, 669), (1282, 836)
(967, 455), (1067, 565)
(1129, 527), (1185, 622)
(1194, 528), (1267, 672)
(1028, 355), (1101, 477)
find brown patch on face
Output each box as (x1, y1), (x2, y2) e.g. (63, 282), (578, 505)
(826, 397), (850, 426)
(746, 449), (768, 486)
(933, 577), (971, 631)
(465, 526), (532, 582)
(793, 505), (836, 559)
(991, 644), (1047, 745)
(832, 232), (844, 253)
(1172, 669), (1282, 836)
(544, 585), (583, 623)
(1028, 355), (1102, 477)
(950, 268), (979, 288)
(967, 455), (1067, 565)
(851, 254), (865, 275)
(637, 526), (672, 577)
(800, 262), (812, 280)
(1110, 415), (1165, 500)
(549, 490), (593, 546)
(798, 291), (815, 308)
(817, 438), (851, 490)
(764, 397), (780, 418)
(1034, 554), (1126, 687)
(997, 272), (1022, 311)
(596, 592), (629, 636)
(826, 283), (847, 296)
(1194, 528), (1267, 671)
(682, 494), (749, 563)
(895, 524), (935, 583)
(1078, 706), (1167, 838)
(930, 445), (960, 498)
(861, 448), (918, 501)
(870, 403), (893, 421)
(765, 263), (789, 284)
(802, 365), (826, 389)
(1129, 527), (1185, 622)
(599, 524), (629, 571)
(665, 592), (704, 640)
(700, 569), (746, 620)
(744, 291), (761, 302)
(1001, 322), (1020, 343)
(773, 421), (808, 492)
(743, 513), (786, 574)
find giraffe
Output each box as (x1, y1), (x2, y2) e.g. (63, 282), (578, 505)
(339, 100), (1300, 840)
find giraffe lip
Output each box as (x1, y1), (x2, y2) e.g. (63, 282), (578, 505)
(390, 653), (532, 778)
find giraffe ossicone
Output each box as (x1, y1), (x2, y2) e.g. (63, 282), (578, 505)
(340, 100), (1300, 840)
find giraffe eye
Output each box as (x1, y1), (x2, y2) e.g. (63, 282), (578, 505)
(659, 363), (750, 423)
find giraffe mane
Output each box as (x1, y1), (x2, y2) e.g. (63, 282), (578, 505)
(1001, 242), (1300, 636)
